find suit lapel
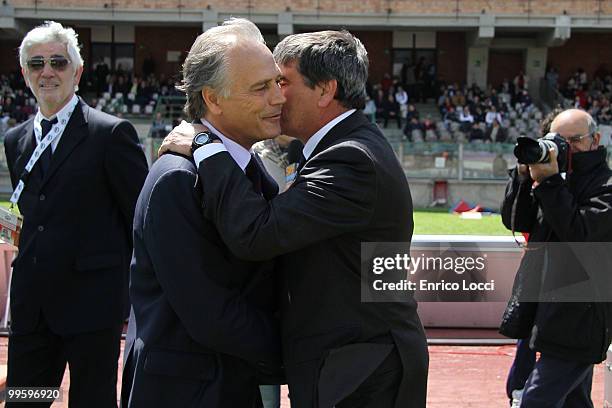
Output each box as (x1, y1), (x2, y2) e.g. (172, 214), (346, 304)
(308, 110), (370, 159)
(40, 99), (89, 187)
(287, 110), (371, 191)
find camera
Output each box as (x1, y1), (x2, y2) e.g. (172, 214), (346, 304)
(513, 133), (570, 173)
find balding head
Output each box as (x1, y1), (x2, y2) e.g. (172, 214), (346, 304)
(550, 109), (600, 152)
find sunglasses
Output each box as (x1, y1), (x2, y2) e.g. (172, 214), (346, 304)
(26, 56), (71, 72)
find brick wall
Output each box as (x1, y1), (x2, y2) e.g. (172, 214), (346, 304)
(548, 33), (612, 83)
(10, 0), (612, 14)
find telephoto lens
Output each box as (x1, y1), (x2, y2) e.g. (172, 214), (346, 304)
(513, 133), (570, 173)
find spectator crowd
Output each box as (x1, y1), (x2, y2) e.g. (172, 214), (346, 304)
(433, 73), (543, 143)
(3, 61), (611, 145)
(0, 65), (184, 138)
(88, 61), (183, 117)
(547, 66), (612, 126)
(0, 73), (35, 136)
(363, 69), (544, 144)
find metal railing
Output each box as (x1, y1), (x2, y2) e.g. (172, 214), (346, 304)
(391, 141), (612, 182)
(148, 95), (186, 139)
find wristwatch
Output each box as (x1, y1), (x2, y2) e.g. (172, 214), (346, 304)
(191, 131), (221, 155)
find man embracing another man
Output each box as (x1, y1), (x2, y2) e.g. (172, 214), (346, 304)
(122, 19), (285, 407)
(160, 20), (428, 408)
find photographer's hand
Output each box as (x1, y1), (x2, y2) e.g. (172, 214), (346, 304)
(529, 148), (559, 183)
(517, 164), (531, 182)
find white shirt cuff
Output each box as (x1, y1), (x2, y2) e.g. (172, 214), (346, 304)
(194, 143), (227, 167)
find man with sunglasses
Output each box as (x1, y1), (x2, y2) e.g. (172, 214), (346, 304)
(3, 21), (148, 407)
(500, 108), (612, 407)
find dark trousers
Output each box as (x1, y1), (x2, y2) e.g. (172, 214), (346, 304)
(7, 317), (123, 408)
(506, 339), (537, 398)
(520, 353), (594, 408)
(335, 348), (403, 408)
(287, 347), (404, 408)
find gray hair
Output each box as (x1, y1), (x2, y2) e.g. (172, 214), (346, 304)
(19, 21), (83, 71)
(586, 112), (598, 136)
(273, 30), (369, 109)
(177, 18), (265, 121)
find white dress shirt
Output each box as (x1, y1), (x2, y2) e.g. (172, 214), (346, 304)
(302, 109), (356, 159)
(34, 94), (79, 153)
(193, 118), (252, 172)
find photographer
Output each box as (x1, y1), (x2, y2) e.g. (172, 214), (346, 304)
(500, 108), (612, 407)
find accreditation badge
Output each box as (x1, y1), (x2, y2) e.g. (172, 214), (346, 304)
(0, 206), (23, 247)
(285, 163), (298, 190)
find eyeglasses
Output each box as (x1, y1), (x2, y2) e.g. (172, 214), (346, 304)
(26, 56), (71, 72)
(566, 132), (594, 144)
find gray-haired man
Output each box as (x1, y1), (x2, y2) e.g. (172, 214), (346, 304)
(162, 28), (429, 408)
(4, 21), (148, 407)
(121, 18), (284, 408)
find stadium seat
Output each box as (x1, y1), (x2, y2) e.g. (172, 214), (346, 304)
(412, 129), (424, 142)
(425, 129), (438, 142)
(439, 130), (452, 141)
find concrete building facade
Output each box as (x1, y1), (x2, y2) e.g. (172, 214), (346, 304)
(0, 0), (611, 92)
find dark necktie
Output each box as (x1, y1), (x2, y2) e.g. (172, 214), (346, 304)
(245, 154), (263, 194)
(39, 117), (57, 177)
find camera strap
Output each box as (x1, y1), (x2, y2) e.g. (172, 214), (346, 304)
(510, 186), (525, 248)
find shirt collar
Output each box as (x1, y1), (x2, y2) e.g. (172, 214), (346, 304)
(35, 94), (79, 128)
(303, 109), (356, 160)
(200, 118), (252, 172)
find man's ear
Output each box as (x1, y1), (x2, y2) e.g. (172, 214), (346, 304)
(202, 87), (223, 115)
(21, 68), (30, 89)
(592, 132), (601, 148)
(74, 65), (84, 88)
(317, 79), (338, 108)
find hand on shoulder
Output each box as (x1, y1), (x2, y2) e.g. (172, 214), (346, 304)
(158, 120), (208, 157)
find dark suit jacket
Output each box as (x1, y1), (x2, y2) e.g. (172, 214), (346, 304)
(121, 152), (282, 408)
(3, 98), (148, 335)
(198, 111), (429, 408)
